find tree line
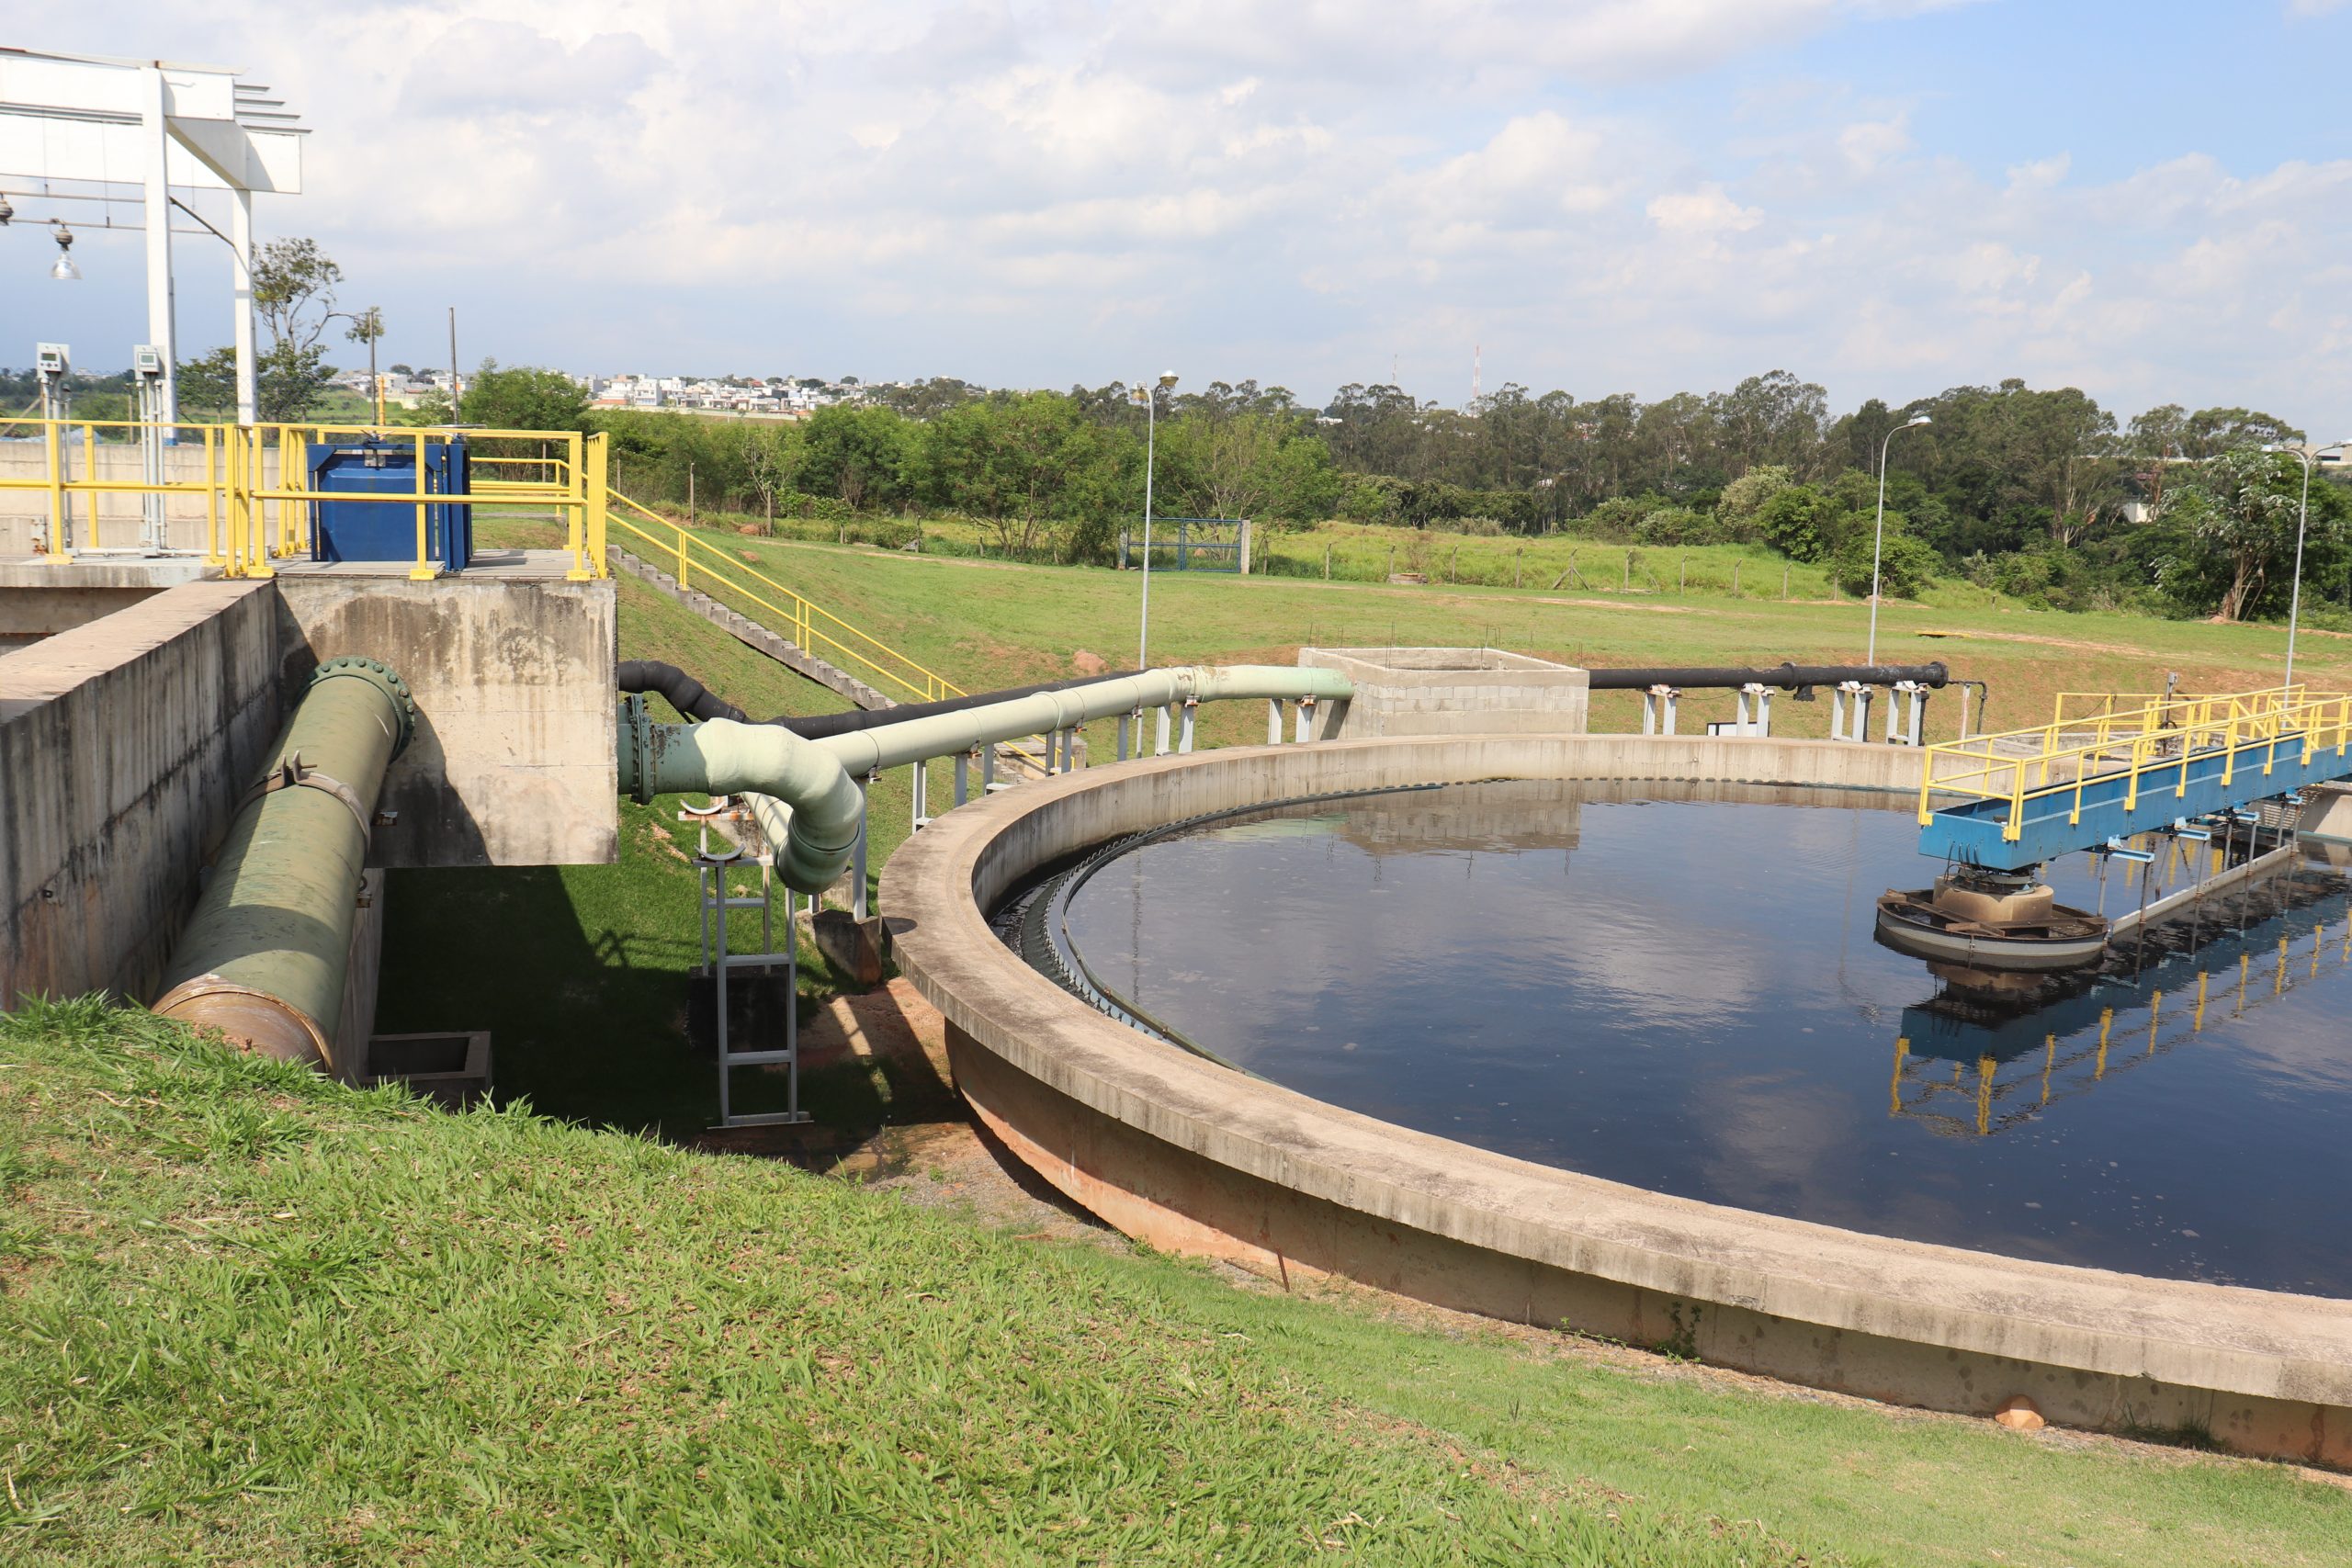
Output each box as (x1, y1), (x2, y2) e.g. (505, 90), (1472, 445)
(138, 233), (2351, 626)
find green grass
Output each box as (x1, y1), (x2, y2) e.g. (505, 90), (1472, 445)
(625, 513), (2352, 745)
(4, 997), (2347, 1565)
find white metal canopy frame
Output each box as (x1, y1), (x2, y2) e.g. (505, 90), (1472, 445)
(0, 47), (309, 426)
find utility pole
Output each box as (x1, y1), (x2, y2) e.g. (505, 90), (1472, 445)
(447, 307), (462, 423)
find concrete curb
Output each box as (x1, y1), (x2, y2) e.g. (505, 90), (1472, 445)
(883, 732), (2352, 1469)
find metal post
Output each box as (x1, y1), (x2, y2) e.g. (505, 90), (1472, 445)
(954, 750), (970, 807)
(982, 743), (998, 795)
(1155, 705), (1172, 756)
(229, 188), (256, 429)
(1116, 713), (1131, 761)
(853, 773), (872, 920)
(140, 67), (181, 431)
(1644, 684), (1678, 736)
(1295, 697), (1313, 742)
(910, 758), (928, 829)
(1267, 698), (1283, 745)
(1179, 699), (1197, 754)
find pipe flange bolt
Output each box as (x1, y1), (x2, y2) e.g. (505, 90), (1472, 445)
(311, 656), (417, 758)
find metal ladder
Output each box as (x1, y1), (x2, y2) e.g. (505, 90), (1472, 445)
(685, 798), (810, 1129)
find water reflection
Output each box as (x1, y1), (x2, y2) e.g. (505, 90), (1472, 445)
(1040, 781), (2352, 1295)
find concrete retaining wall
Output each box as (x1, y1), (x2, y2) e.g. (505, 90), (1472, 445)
(275, 576), (616, 867)
(883, 733), (2352, 1470)
(1299, 647), (1589, 737)
(0, 581), (282, 1007)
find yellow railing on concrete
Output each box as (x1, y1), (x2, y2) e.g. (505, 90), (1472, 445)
(0, 417), (606, 582)
(6, 415), (995, 730)
(1918, 687), (2352, 841)
(604, 492), (965, 706)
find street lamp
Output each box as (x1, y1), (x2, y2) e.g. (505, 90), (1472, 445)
(1866, 413), (1931, 666)
(1133, 370), (1178, 668)
(2263, 440), (2348, 699)
(48, 221), (80, 281)
(328, 305), (388, 424)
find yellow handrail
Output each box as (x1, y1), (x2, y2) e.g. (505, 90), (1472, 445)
(605, 497), (965, 705)
(0, 416), (604, 582)
(1917, 687), (2352, 840)
(5, 417), (1054, 752)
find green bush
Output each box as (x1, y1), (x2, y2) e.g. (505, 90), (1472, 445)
(1829, 529), (1939, 598)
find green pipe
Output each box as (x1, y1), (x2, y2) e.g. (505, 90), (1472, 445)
(153, 658), (414, 1067)
(618, 666), (1353, 896)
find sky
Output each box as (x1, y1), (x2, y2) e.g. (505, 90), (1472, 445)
(7, 0), (2352, 431)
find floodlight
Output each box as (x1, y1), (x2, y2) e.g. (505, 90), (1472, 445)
(49, 224), (80, 281)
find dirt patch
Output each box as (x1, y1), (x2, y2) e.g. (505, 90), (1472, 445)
(1070, 648), (1110, 676)
(1526, 597), (1698, 615)
(1923, 628), (2185, 659)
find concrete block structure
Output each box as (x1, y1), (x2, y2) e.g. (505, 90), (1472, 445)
(1298, 646), (1589, 737)
(0, 558), (616, 1013)
(274, 562), (617, 867)
(0, 580), (282, 1008)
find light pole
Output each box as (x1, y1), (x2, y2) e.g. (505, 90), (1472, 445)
(328, 306), (387, 424)
(2264, 440), (2347, 700)
(1866, 413), (1932, 666)
(1134, 370), (1178, 668)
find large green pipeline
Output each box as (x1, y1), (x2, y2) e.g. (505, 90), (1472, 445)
(618, 665), (1352, 896)
(153, 658), (414, 1067)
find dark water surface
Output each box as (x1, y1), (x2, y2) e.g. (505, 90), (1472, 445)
(1051, 780), (2352, 1296)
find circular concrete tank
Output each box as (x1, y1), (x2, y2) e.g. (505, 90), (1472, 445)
(882, 733), (2352, 1469)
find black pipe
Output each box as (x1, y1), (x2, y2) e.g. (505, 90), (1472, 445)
(1582, 660), (1949, 692)
(616, 660), (746, 724)
(615, 660), (1146, 740)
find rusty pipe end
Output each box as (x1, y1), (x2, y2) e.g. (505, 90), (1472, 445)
(152, 978), (333, 1070)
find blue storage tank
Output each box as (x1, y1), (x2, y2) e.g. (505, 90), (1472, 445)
(310, 437), (472, 570)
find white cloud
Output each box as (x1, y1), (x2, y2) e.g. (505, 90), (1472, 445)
(1646, 184), (1764, 233)
(0, 0), (2341, 434)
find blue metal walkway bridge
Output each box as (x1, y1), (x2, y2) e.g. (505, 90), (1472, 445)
(1916, 687), (2352, 870)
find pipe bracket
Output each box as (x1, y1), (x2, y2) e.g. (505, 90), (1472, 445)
(235, 750), (375, 839)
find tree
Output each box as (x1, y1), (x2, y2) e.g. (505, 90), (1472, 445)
(1754, 484), (1837, 562)
(798, 405), (915, 510)
(175, 235), (356, 422)
(2167, 447), (2345, 622)
(922, 392), (1131, 559)
(1713, 464), (1794, 539)
(460, 360), (590, 432)
(176, 338), (335, 423)
(1156, 411), (1341, 526)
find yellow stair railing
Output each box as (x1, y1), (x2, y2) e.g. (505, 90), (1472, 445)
(604, 491), (966, 706)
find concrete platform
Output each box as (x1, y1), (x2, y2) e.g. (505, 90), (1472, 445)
(270, 547), (584, 581)
(883, 732), (2352, 1471)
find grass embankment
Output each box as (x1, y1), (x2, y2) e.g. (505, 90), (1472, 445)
(605, 513), (2352, 743)
(5, 998), (2347, 1565)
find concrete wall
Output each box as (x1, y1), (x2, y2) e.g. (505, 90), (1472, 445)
(0, 581), (282, 1007)
(275, 576), (616, 867)
(1300, 647), (1589, 737)
(0, 585), (158, 650)
(883, 733), (2352, 1471)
